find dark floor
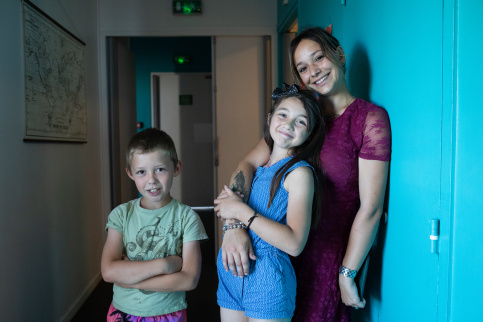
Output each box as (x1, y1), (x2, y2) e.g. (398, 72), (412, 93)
(71, 280), (113, 321)
(72, 208), (220, 322)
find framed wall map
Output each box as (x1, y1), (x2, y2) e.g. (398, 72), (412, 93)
(22, 1), (87, 142)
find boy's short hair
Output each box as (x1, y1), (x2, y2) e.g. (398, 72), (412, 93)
(126, 128), (179, 171)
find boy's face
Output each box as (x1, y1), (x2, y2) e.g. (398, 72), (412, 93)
(126, 150), (181, 210)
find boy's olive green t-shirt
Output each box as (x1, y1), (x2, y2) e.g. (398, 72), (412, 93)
(105, 198), (208, 317)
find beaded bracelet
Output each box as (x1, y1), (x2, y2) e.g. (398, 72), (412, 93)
(339, 265), (358, 279)
(222, 222), (247, 233)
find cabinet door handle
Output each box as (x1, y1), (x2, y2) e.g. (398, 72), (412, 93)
(430, 219), (440, 254)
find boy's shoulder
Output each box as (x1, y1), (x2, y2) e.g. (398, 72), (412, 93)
(111, 198), (140, 213)
(168, 199), (206, 226)
(168, 198), (197, 217)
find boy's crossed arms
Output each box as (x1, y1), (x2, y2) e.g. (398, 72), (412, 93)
(101, 227), (202, 292)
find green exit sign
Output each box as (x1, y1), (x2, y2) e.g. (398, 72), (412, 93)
(173, 1), (202, 15)
(174, 55), (190, 64)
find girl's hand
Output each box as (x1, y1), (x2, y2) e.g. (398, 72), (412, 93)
(222, 228), (256, 276)
(216, 188), (229, 200)
(215, 188), (244, 204)
(214, 186), (247, 221)
(214, 187), (244, 220)
(339, 275), (366, 309)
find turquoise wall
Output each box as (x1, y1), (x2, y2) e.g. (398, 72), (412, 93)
(451, 0), (483, 320)
(130, 37), (212, 131)
(282, 0), (483, 320)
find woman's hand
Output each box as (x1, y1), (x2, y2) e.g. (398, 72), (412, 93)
(339, 275), (366, 309)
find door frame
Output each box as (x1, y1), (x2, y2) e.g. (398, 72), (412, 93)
(99, 31), (277, 259)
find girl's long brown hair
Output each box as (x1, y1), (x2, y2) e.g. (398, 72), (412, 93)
(264, 89), (325, 228)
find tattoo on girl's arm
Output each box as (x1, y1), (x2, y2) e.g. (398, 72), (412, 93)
(231, 171), (249, 203)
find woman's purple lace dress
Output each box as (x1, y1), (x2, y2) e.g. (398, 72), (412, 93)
(291, 98), (391, 322)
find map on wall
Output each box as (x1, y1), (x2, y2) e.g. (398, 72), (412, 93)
(23, 1), (87, 142)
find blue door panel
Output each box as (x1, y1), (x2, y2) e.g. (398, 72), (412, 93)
(450, 1), (483, 320)
(298, 1), (444, 321)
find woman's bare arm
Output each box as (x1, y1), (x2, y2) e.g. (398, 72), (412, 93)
(228, 138), (271, 199)
(219, 138), (270, 276)
(339, 158), (389, 308)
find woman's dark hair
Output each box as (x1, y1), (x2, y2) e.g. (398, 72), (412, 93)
(289, 27), (345, 85)
(264, 89), (325, 228)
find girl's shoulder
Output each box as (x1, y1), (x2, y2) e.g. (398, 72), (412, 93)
(283, 163), (315, 191)
(283, 160), (314, 182)
(267, 157), (312, 173)
(286, 160), (312, 173)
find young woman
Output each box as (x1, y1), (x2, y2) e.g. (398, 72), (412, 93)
(219, 27), (391, 321)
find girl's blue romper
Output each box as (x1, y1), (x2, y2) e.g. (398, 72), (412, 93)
(217, 156), (314, 319)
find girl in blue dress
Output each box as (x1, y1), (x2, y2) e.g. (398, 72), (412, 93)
(214, 84), (325, 322)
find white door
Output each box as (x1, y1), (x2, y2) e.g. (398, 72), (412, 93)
(154, 73), (214, 206)
(214, 36), (269, 246)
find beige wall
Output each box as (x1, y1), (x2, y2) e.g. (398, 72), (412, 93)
(0, 0), (103, 320)
(98, 0), (277, 36)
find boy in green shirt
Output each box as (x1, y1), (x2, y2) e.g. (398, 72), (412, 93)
(101, 128), (208, 321)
